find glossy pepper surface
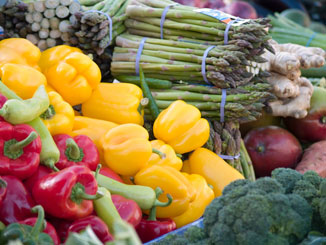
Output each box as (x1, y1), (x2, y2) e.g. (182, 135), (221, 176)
(0, 38), (41, 72)
(147, 140), (183, 171)
(39, 45), (101, 106)
(19, 215), (60, 245)
(0, 175), (36, 225)
(67, 215), (113, 243)
(153, 100), (210, 154)
(40, 91), (74, 136)
(135, 165), (194, 218)
(112, 194), (142, 227)
(82, 83), (144, 125)
(136, 217), (176, 243)
(32, 165), (101, 220)
(70, 116), (117, 163)
(53, 134), (100, 171)
(24, 165), (53, 195)
(0, 177), (7, 208)
(99, 166), (123, 183)
(187, 147), (244, 197)
(0, 205), (53, 245)
(0, 63), (47, 100)
(0, 121), (41, 179)
(172, 173), (214, 228)
(101, 123), (155, 176)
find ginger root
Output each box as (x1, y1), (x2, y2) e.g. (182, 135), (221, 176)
(260, 40), (324, 118)
(278, 43), (326, 69)
(267, 73), (300, 99)
(267, 77), (313, 119)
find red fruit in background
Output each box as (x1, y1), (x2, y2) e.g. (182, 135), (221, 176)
(48, 217), (73, 243)
(221, 1), (258, 19)
(284, 87), (326, 142)
(194, 0), (225, 8)
(244, 126), (302, 177)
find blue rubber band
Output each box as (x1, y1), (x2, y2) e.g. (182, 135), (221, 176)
(160, 4), (177, 39)
(224, 18), (239, 45)
(220, 89), (226, 123)
(218, 153), (241, 160)
(201, 45), (216, 85)
(306, 32), (317, 47)
(135, 37), (148, 76)
(84, 10), (112, 48)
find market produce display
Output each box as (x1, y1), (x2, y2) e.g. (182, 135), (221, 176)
(1, 0), (326, 244)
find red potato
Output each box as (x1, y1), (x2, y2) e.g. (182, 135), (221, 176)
(295, 140), (326, 177)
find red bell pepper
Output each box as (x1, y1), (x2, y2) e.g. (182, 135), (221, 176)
(112, 194), (142, 227)
(19, 216), (60, 245)
(99, 166), (123, 183)
(47, 217), (73, 243)
(67, 215), (113, 243)
(136, 217), (176, 243)
(24, 165), (53, 195)
(135, 187), (176, 243)
(32, 165), (101, 220)
(0, 121), (41, 180)
(0, 177), (7, 208)
(0, 94), (6, 121)
(0, 175), (36, 225)
(53, 134), (100, 171)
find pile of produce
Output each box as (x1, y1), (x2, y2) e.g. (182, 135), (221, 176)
(0, 0), (81, 50)
(0, 37), (249, 244)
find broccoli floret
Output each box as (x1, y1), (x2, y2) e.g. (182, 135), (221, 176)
(183, 226), (207, 243)
(271, 168), (302, 193)
(203, 177), (313, 245)
(152, 234), (188, 245)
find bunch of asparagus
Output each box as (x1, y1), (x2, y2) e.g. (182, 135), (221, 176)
(24, 0), (81, 50)
(68, 0), (128, 55)
(141, 78), (275, 123)
(0, 0), (29, 39)
(111, 32), (272, 88)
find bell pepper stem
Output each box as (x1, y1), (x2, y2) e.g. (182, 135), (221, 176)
(70, 182), (103, 204)
(30, 205), (46, 237)
(40, 105), (56, 120)
(95, 164), (102, 181)
(148, 187), (173, 221)
(176, 153), (183, 158)
(153, 187), (173, 207)
(0, 179), (7, 189)
(65, 138), (84, 162)
(152, 148), (166, 159)
(43, 159), (60, 172)
(3, 131), (38, 159)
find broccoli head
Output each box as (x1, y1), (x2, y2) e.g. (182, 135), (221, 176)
(272, 168), (326, 234)
(203, 177), (312, 245)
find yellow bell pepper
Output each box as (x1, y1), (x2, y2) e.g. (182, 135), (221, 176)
(187, 148), (244, 197)
(153, 100), (210, 154)
(70, 116), (118, 163)
(45, 84), (56, 93)
(147, 140), (183, 171)
(172, 173), (214, 228)
(0, 63), (47, 100)
(0, 38), (41, 73)
(74, 110), (81, 116)
(39, 45), (101, 106)
(40, 91), (74, 135)
(82, 83), (144, 125)
(135, 165), (195, 218)
(101, 123), (155, 176)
